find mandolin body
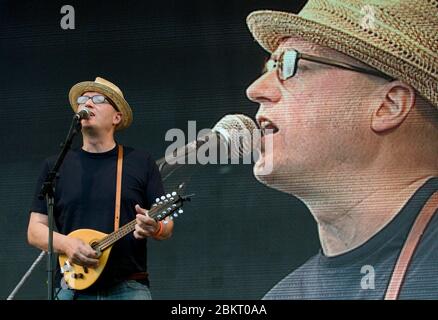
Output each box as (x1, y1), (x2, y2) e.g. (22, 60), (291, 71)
(58, 229), (112, 290)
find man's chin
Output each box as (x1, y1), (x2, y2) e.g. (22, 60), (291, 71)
(253, 155), (274, 175)
(254, 169), (295, 196)
(81, 125), (98, 135)
(253, 160), (295, 194)
(253, 159), (275, 184)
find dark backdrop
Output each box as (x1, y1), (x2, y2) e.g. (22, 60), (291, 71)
(0, 0), (319, 300)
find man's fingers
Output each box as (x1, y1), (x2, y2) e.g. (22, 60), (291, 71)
(134, 223), (158, 239)
(135, 204), (147, 214)
(82, 247), (97, 258)
(90, 249), (98, 258)
(79, 253), (99, 267)
(135, 223), (153, 235)
(134, 229), (149, 240)
(136, 213), (155, 228)
(77, 242), (98, 258)
(69, 253), (99, 268)
(134, 206), (159, 240)
(76, 247), (99, 266)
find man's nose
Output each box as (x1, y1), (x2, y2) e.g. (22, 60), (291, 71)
(246, 71), (281, 105)
(84, 99), (95, 108)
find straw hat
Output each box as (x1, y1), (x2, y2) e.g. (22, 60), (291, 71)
(247, 0), (438, 109)
(69, 77), (133, 130)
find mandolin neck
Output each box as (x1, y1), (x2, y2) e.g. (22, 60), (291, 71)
(94, 206), (163, 251)
(95, 220), (137, 251)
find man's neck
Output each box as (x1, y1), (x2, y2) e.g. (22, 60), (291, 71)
(304, 173), (434, 257)
(82, 132), (116, 153)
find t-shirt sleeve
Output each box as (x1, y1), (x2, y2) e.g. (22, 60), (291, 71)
(144, 156), (165, 209)
(29, 160), (51, 215)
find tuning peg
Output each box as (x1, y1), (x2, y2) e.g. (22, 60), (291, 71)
(157, 214), (162, 219)
(172, 191), (177, 196)
(166, 193), (171, 198)
(173, 213), (178, 218)
(178, 209), (183, 214)
(163, 220), (169, 224)
(155, 198), (160, 203)
(161, 196), (165, 200)
(170, 197), (174, 201)
(169, 216), (174, 220)
(152, 203), (158, 207)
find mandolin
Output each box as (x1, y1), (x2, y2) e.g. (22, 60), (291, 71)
(58, 191), (189, 290)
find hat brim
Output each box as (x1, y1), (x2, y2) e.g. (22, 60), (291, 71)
(247, 10), (403, 77)
(247, 10), (437, 108)
(69, 81), (133, 131)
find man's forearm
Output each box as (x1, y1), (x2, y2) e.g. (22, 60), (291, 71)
(28, 223), (68, 254)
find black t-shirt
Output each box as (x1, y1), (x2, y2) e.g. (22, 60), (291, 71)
(264, 178), (438, 300)
(30, 144), (164, 290)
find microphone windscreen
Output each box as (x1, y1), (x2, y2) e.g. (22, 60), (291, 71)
(77, 107), (91, 119)
(213, 114), (259, 159)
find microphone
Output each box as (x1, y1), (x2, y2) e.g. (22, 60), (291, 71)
(157, 114), (259, 177)
(73, 107), (91, 120)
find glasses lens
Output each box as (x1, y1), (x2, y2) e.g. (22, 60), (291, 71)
(281, 50), (298, 80)
(92, 95), (106, 104)
(77, 96), (89, 104)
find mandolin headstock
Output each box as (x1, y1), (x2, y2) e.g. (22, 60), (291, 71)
(149, 191), (191, 222)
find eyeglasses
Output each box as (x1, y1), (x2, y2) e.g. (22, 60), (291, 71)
(77, 95), (110, 105)
(263, 49), (393, 81)
(77, 95), (119, 111)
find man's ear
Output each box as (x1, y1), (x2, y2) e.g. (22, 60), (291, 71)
(113, 112), (122, 126)
(371, 81), (415, 133)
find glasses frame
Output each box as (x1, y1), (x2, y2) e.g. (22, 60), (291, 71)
(77, 95), (110, 105)
(77, 95), (119, 111)
(266, 49), (393, 82)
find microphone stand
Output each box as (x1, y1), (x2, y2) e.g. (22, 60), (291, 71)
(38, 115), (83, 300)
(155, 131), (219, 182)
(156, 157), (185, 182)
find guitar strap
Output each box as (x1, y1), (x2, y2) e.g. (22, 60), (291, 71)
(384, 191), (438, 300)
(114, 145), (123, 232)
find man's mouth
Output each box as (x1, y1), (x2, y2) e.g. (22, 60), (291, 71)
(258, 118), (279, 137)
(257, 117), (279, 155)
(79, 109), (95, 119)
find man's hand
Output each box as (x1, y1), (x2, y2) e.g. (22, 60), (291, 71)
(63, 237), (99, 268)
(134, 204), (161, 240)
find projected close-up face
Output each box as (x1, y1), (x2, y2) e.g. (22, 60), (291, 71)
(248, 37), (388, 196)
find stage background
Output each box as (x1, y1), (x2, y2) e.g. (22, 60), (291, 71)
(0, 0), (319, 300)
